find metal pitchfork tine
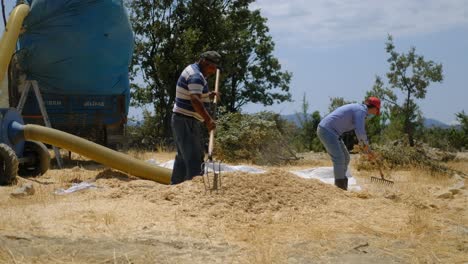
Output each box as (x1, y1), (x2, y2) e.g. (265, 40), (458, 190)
(202, 69), (222, 193)
(202, 155), (222, 193)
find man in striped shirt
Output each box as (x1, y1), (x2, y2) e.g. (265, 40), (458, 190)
(171, 51), (221, 184)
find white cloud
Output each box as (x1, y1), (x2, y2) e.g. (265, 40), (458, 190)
(250, 0), (468, 47)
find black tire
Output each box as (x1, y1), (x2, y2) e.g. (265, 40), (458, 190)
(18, 141), (50, 177)
(0, 143), (19, 185)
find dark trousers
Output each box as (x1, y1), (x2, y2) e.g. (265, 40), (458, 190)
(171, 113), (205, 184)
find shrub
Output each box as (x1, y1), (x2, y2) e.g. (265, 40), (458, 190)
(215, 111), (298, 165)
(355, 140), (457, 175)
(126, 110), (172, 151)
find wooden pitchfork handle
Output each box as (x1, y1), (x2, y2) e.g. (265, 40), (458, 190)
(208, 69), (220, 160)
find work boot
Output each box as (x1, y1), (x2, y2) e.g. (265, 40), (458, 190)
(335, 178), (348, 191)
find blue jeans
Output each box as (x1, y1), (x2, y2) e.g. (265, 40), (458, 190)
(171, 113), (205, 184)
(316, 126), (350, 180)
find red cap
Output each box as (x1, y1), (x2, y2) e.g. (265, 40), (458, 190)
(366, 97), (381, 115)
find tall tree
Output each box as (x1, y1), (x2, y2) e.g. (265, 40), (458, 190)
(126, 0), (291, 141)
(295, 94), (321, 151)
(364, 76), (398, 143)
(378, 35), (443, 146)
(456, 111), (468, 134)
(455, 110), (468, 149)
(328, 97), (354, 113)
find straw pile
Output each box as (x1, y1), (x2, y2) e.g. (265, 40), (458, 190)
(0, 153), (466, 263)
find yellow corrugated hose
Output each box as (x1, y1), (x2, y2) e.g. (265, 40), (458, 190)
(23, 124), (171, 184)
(0, 4), (30, 82)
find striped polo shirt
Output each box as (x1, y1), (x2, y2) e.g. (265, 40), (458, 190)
(172, 63), (210, 121)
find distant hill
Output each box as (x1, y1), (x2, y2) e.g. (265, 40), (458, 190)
(423, 118), (450, 129)
(282, 114), (452, 129)
(127, 120), (141, 127)
(282, 114), (301, 127)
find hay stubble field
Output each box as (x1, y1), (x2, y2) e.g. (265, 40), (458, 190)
(0, 151), (466, 263)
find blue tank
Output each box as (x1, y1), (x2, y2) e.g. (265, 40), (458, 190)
(12, 0), (134, 146)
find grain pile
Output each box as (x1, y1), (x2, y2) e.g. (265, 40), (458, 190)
(0, 153), (466, 263)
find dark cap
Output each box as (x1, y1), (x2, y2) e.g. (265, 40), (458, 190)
(200, 51), (221, 66)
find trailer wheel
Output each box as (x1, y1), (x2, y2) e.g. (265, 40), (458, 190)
(0, 143), (19, 185)
(18, 141), (50, 177)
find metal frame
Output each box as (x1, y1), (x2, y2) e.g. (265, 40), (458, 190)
(16, 80), (63, 168)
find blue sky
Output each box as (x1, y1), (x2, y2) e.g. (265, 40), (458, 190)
(245, 0), (468, 124)
(2, 1), (467, 124)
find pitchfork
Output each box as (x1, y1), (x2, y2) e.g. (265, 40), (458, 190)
(202, 69), (222, 192)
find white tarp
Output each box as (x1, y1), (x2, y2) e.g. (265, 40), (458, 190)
(148, 159), (266, 174)
(290, 167), (361, 191)
(54, 182), (97, 195)
(148, 159), (361, 190)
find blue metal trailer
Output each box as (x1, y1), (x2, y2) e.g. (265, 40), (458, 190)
(8, 0), (134, 147)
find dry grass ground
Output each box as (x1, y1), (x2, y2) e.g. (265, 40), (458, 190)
(0, 150), (466, 264)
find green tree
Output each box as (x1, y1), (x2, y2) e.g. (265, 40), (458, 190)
(378, 35), (443, 146)
(126, 0), (291, 142)
(294, 94), (322, 151)
(327, 97), (354, 113)
(365, 77), (398, 143)
(456, 111), (468, 134)
(126, 110), (161, 150)
(422, 112), (467, 152)
(454, 111), (468, 149)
